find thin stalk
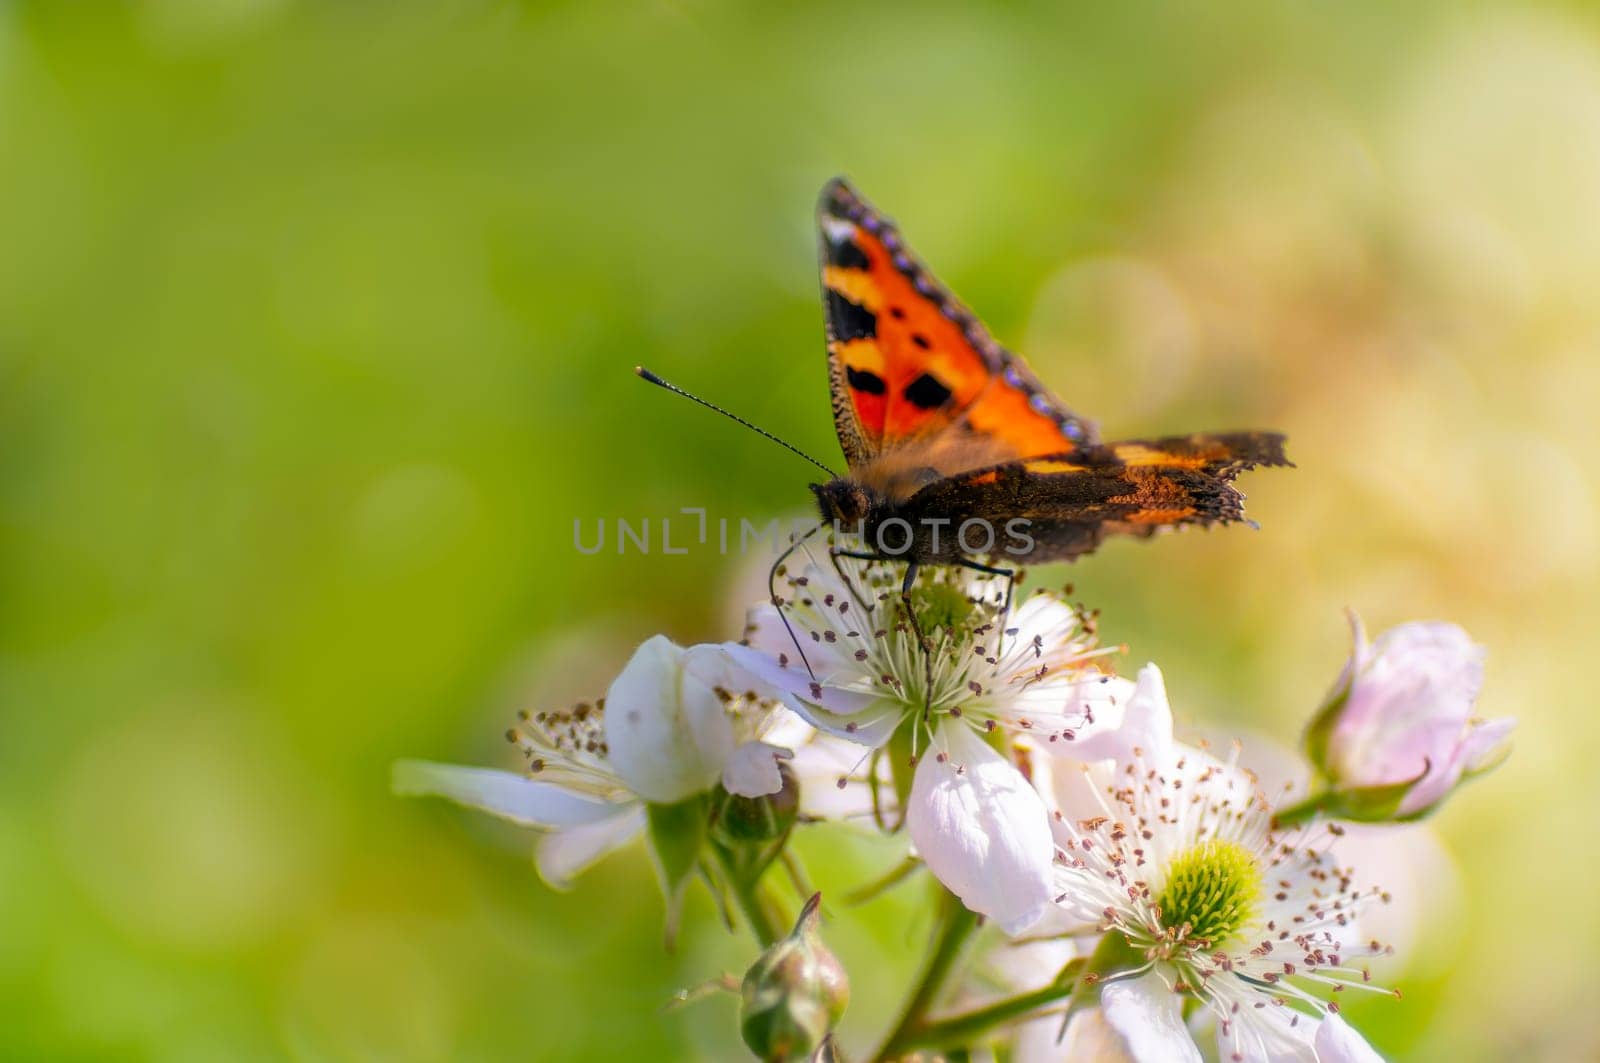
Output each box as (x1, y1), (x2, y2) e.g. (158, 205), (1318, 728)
(873, 889), (981, 1061)
(842, 856), (922, 907)
(714, 843), (788, 947)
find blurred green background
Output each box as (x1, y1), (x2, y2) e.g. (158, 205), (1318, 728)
(2, 1), (1595, 1059)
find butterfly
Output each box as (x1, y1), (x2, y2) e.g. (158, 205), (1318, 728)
(806, 176), (1289, 598)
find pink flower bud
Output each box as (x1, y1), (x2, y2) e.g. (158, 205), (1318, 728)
(1305, 613), (1514, 819)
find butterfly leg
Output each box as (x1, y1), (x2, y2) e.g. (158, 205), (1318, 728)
(897, 562), (937, 723)
(955, 557), (1015, 657)
(827, 547), (880, 617)
(768, 523), (823, 681)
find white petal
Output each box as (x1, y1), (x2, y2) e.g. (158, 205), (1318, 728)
(1066, 664), (1174, 764)
(721, 642), (882, 717)
(722, 740), (791, 798)
(1006, 593), (1083, 645)
(743, 601), (805, 658)
(1100, 973), (1202, 1063)
(604, 636), (733, 803)
(789, 733), (894, 821)
(746, 596), (861, 677)
(758, 705), (816, 749)
(1313, 1013), (1385, 1063)
(675, 642), (749, 776)
(1328, 620), (1486, 787)
(1369, 621), (1481, 682)
(1046, 1007), (1141, 1063)
(1217, 999), (1317, 1063)
(1015, 1007), (1137, 1063)
(1186, 723), (1311, 800)
(1461, 715), (1517, 770)
(535, 806), (646, 888)
(790, 694), (904, 747)
(1025, 673), (1138, 755)
(1397, 713), (1518, 816)
(988, 931), (1079, 992)
(906, 723), (1055, 935)
(682, 639), (760, 692)
(392, 760), (623, 828)
(1323, 821), (1459, 962)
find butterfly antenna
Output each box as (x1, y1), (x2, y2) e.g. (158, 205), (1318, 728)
(635, 366), (838, 479)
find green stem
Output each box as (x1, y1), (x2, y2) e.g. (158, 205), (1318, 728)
(842, 856), (922, 907)
(714, 843), (787, 947)
(884, 927), (1148, 1056)
(891, 959), (1086, 1052)
(873, 889), (982, 1061)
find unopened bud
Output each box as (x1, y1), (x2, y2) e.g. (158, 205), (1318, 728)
(714, 759), (800, 847)
(1304, 613), (1514, 821)
(739, 893), (849, 1062)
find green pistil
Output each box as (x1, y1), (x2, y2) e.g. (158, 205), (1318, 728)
(909, 581), (979, 635)
(1155, 840), (1262, 949)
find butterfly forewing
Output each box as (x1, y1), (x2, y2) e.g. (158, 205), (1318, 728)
(817, 179), (1096, 490)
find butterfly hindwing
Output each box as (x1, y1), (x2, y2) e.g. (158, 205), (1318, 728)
(817, 178), (1095, 479)
(902, 432), (1291, 562)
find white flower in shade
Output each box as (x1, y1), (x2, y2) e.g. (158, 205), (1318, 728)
(1046, 664), (1396, 1063)
(394, 635), (795, 886)
(1305, 613), (1514, 820)
(725, 553), (1132, 935)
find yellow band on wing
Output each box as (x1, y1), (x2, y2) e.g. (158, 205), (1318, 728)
(822, 266), (882, 313)
(1021, 458), (1087, 474)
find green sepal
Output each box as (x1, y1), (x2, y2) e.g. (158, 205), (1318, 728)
(1274, 767), (1427, 829)
(1065, 931), (1147, 1018)
(1303, 611), (1366, 778)
(887, 717), (916, 829)
(1327, 767), (1428, 821)
(646, 792), (710, 949)
(1302, 680), (1349, 781)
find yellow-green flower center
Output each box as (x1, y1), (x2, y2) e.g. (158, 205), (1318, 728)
(909, 580), (980, 635)
(1155, 839), (1262, 948)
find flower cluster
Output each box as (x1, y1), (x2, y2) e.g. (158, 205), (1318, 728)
(396, 538), (1514, 1061)
(729, 555), (1131, 933)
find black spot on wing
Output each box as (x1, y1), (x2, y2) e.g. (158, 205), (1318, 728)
(904, 372), (953, 409)
(825, 237), (870, 271)
(826, 290), (877, 342)
(910, 333), (932, 349)
(846, 367), (886, 395)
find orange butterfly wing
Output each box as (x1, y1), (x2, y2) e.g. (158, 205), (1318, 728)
(817, 178), (1096, 487)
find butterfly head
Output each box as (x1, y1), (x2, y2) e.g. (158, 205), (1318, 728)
(810, 478), (877, 526)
